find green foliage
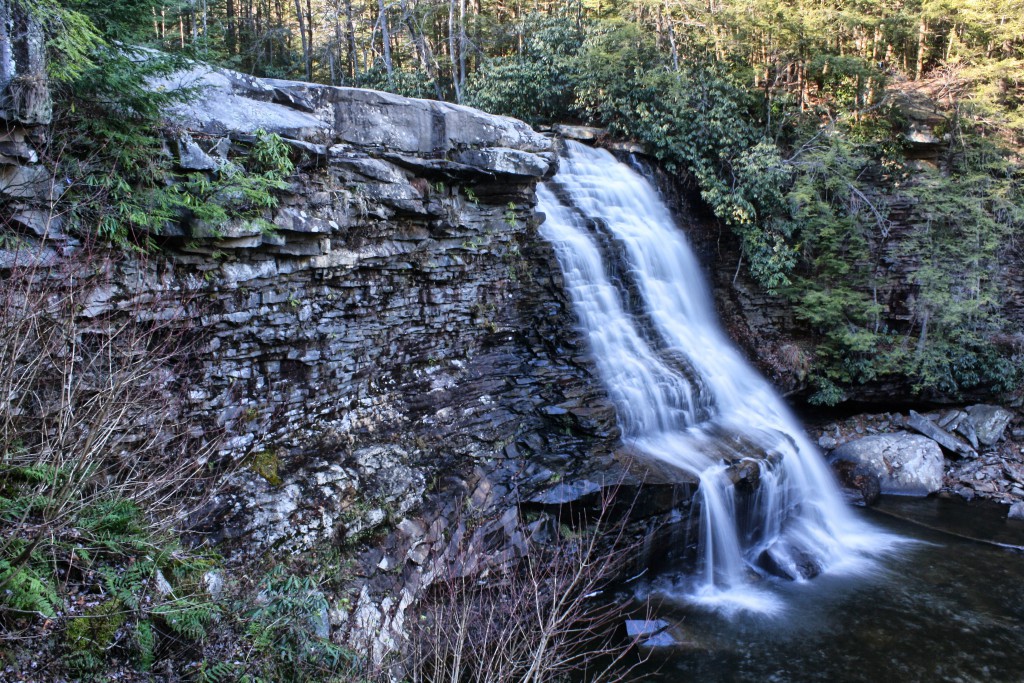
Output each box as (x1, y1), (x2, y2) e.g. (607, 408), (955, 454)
(466, 14), (583, 124)
(0, 539), (61, 617)
(355, 66), (440, 100)
(49, 42), (294, 248)
(1, 461), (221, 676)
(64, 598), (127, 675)
(780, 109), (1023, 402)
(245, 449), (283, 486)
(18, 0), (105, 83)
(238, 565), (360, 682)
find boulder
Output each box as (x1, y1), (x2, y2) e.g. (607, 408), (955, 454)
(828, 431), (944, 496)
(171, 132), (218, 171)
(965, 405), (1015, 446)
(907, 410), (976, 458)
(552, 124), (607, 141)
(1009, 502), (1024, 521)
(830, 459), (881, 506)
(452, 147), (551, 178)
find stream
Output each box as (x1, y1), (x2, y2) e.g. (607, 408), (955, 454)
(628, 496), (1024, 682)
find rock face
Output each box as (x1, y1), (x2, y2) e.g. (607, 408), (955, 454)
(125, 68), (621, 562)
(3, 52), (708, 660)
(828, 432), (944, 496)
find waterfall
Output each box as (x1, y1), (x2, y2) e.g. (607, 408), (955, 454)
(538, 141), (890, 610)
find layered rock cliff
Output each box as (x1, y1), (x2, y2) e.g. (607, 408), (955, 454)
(2, 34), (700, 655)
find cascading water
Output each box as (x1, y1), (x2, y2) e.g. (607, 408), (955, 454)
(538, 141), (893, 610)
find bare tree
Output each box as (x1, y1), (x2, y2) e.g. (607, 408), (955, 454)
(0, 234), (219, 604)
(407, 490), (651, 683)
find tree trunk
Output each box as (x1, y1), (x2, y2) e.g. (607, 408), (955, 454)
(458, 0), (467, 97)
(915, 14), (927, 80)
(306, 0), (315, 76)
(345, 0), (357, 77)
(378, 0), (393, 75)
(227, 0), (236, 54)
(293, 0), (312, 79)
(449, 0), (461, 101)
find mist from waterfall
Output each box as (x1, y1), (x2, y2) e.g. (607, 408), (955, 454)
(537, 141), (894, 611)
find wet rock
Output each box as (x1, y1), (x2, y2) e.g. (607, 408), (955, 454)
(553, 125), (607, 141)
(829, 432), (944, 496)
(818, 434), (838, 450)
(830, 460), (881, 506)
(726, 458), (761, 492)
(907, 410), (977, 458)
(965, 405), (1015, 446)
(1009, 502), (1024, 521)
(757, 544), (822, 580)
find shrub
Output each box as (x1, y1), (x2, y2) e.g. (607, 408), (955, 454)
(0, 239), (221, 674)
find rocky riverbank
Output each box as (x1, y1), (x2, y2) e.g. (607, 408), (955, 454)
(813, 405), (1024, 518)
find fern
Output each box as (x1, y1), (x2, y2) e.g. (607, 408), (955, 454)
(197, 660), (242, 683)
(153, 596), (217, 641)
(0, 553), (60, 616)
(135, 619), (155, 671)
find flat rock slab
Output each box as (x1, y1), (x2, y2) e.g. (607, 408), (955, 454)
(829, 431), (944, 496)
(153, 61), (553, 179)
(966, 405), (1015, 446)
(156, 65), (327, 138)
(908, 410), (977, 458)
(625, 619), (670, 638)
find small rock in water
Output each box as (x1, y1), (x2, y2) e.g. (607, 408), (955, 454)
(818, 434), (838, 450)
(625, 619), (674, 647)
(1009, 502), (1024, 521)
(756, 545), (823, 581)
(641, 631), (678, 647)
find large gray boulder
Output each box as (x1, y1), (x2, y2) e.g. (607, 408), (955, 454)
(965, 405), (1015, 446)
(153, 65), (328, 139)
(828, 432), (944, 496)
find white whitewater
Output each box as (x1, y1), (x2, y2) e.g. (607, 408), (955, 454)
(538, 141), (891, 611)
